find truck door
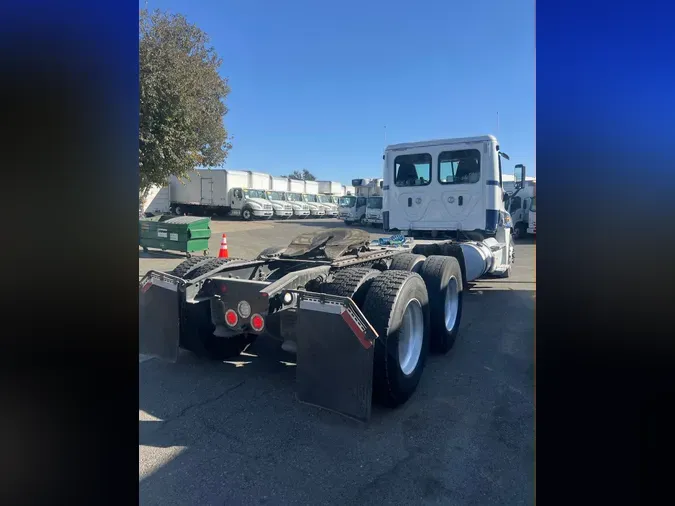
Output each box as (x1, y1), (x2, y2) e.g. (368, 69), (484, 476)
(232, 188), (244, 210)
(436, 148), (485, 231)
(201, 178), (213, 205)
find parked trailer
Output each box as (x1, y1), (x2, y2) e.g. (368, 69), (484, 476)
(140, 134), (515, 421)
(140, 185), (171, 216)
(169, 169), (273, 220)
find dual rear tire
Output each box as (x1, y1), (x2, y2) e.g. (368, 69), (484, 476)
(320, 253), (464, 407)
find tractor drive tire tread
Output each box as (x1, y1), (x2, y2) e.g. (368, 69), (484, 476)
(171, 256), (215, 278)
(389, 253), (427, 272)
(321, 268), (381, 308)
(419, 255), (464, 354)
(184, 257), (244, 280)
(362, 270), (430, 408)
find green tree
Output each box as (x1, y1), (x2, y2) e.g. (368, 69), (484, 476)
(283, 169), (316, 181)
(139, 9), (232, 195)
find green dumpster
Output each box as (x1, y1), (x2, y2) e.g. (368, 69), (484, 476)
(139, 215), (211, 257)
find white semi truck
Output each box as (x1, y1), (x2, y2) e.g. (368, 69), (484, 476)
(139, 134), (518, 421)
(169, 169), (274, 220)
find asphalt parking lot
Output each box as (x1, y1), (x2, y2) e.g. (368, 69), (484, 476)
(139, 218), (535, 506)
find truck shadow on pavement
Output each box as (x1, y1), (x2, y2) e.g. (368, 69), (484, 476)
(139, 285), (535, 506)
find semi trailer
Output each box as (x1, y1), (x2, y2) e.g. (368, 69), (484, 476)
(169, 169), (273, 220)
(139, 134), (516, 421)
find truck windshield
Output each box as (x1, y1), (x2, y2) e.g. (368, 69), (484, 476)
(303, 194), (318, 203)
(244, 189), (266, 199)
(317, 195), (332, 204)
(266, 191), (284, 201)
(367, 197), (383, 209)
(331, 196), (338, 204)
(339, 196), (356, 207)
(284, 192), (302, 202)
(530, 196), (536, 212)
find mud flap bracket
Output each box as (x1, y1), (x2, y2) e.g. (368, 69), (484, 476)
(292, 292), (378, 422)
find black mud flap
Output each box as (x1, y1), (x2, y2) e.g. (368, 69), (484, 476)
(139, 271), (183, 362)
(294, 293), (378, 422)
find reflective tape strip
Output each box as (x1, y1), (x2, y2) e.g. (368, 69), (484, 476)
(341, 309), (371, 349)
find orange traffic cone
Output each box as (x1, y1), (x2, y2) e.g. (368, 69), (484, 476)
(218, 233), (229, 258)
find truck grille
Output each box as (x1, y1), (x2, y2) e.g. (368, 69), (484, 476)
(264, 205), (272, 210)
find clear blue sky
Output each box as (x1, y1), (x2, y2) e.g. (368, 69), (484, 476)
(144, 0), (535, 182)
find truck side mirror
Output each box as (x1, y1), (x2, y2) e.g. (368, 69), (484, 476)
(514, 164), (526, 190)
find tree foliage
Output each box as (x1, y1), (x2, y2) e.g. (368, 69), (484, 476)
(139, 9), (232, 194)
(283, 169), (316, 181)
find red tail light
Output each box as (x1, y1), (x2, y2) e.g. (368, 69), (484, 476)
(250, 314), (265, 332)
(225, 309), (238, 326)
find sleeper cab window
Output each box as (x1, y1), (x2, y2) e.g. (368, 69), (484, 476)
(438, 149), (481, 185)
(394, 153), (432, 187)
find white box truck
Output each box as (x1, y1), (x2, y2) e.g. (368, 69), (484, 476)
(265, 177), (294, 219)
(316, 180), (341, 217)
(339, 179), (382, 224)
(169, 169), (274, 220)
(302, 180), (325, 217)
(364, 195), (383, 227)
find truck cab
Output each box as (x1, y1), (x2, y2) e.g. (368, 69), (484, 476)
(301, 194), (326, 217)
(338, 194), (367, 225)
(383, 134), (514, 277)
(282, 191), (311, 218)
(317, 194), (339, 217)
(364, 195), (383, 227)
(231, 188), (274, 220)
(264, 190), (294, 219)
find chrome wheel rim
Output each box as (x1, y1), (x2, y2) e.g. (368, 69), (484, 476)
(398, 298), (424, 376)
(444, 276), (459, 331)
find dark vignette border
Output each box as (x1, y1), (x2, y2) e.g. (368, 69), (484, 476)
(537, 0), (675, 504)
(0, 1), (139, 504)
